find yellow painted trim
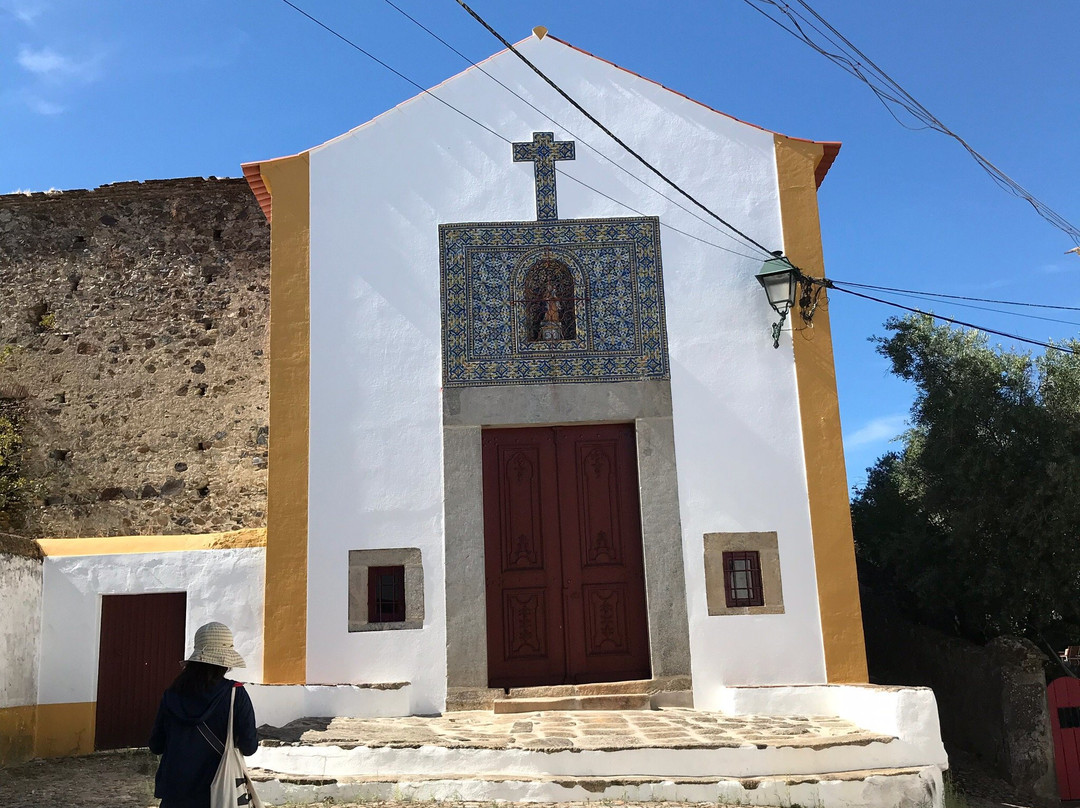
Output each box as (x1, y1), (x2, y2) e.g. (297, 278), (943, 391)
(0, 704), (37, 765)
(774, 135), (868, 683)
(37, 528), (267, 557)
(259, 154), (311, 684)
(34, 702), (95, 758)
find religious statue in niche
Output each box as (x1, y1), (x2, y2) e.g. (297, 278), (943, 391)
(523, 256), (576, 342)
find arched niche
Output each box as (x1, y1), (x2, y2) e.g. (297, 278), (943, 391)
(517, 253), (584, 344)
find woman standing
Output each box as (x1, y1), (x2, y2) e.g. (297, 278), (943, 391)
(149, 622), (258, 808)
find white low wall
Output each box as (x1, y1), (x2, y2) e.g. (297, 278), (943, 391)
(712, 683), (948, 769)
(38, 547), (265, 705)
(0, 550), (42, 710)
(255, 766), (943, 807)
(247, 683), (412, 729)
(251, 736), (918, 780)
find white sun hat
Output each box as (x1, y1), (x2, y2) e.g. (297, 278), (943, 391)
(186, 622), (246, 669)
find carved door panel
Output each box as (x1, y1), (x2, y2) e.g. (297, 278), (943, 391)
(483, 424), (651, 688)
(556, 425), (651, 683)
(483, 427), (566, 688)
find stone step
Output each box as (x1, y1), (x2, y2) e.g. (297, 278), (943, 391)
(507, 677), (684, 698)
(249, 765), (943, 806)
(493, 692), (651, 713)
(446, 675), (692, 711)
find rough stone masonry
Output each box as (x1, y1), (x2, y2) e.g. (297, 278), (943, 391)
(0, 177), (269, 538)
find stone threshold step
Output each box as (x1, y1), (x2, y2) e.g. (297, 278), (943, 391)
(507, 677), (689, 698)
(493, 692), (651, 713)
(447, 675), (693, 711)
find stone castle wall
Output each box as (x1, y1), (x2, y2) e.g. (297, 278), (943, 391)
(0, 177), (270, 537)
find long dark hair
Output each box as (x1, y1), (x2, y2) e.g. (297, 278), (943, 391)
(170, 661), (227, 696)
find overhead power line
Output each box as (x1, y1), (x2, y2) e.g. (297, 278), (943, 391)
(829, 285), (1080, 328)
(827, 280), (1080, 313)
(821, 282), (1076, 355)
(276, 0), (507, 144)
(452, 0), (777, 260)
(739, 0), (1080, 248)
(276, 0), (1076, 354)
(378, 0), (762, 256)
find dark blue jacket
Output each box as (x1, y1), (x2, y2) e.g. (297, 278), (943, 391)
(148, 678), (258, 808)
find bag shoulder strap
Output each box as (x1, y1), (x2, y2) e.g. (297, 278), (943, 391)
(197, 685), (237, 756)
(197, 721), (225, 755)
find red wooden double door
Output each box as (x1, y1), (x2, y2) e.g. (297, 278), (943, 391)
(483, 423), (651, 688)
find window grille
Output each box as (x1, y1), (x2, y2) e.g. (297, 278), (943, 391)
(722, 550), (764, 608)
(368, 565), (406, 623)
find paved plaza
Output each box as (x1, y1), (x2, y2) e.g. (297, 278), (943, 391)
(257, 707), (890, 752)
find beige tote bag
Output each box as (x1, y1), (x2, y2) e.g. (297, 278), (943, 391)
(201, 686), (264, 808)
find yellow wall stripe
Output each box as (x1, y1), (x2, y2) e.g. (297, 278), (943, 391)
(38, 528), (266, 557)
(33, 702), (95, 759)
(259, 155), (311, 684)
(774, 135), (869, 683)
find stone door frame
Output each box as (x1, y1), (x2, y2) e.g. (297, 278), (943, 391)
(442, 380), (692, 692)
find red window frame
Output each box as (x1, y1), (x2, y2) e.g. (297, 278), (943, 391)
(368, 565), (406, 623)
(722, 550), (764, 607)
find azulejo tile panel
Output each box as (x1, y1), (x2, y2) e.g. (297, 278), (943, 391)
(440, 216), (669, 387)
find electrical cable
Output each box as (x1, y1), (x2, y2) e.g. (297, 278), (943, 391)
(276, 0), (508, 145)
(825, 284), (1076, 355)
(827, 280), (1080, 313)
(555, 170), (766, 261)
(829, 287), (1080, 328)
(452, 0), (778, 260)
(276, 0), (763, 261)
(739, 0), (1080, 247)
(276, 0), (1076, 354)
(378, 0), (759, 253)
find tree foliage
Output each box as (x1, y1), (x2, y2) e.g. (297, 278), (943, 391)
(852, 314), (1080, 644)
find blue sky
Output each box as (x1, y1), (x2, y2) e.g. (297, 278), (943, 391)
(2, 0), (1077, 491)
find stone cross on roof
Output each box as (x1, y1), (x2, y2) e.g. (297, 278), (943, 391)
(512, 132), (576, 221)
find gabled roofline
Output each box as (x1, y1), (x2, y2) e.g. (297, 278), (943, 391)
(546, 35), (840, 187)
(242, 32), (841, 222)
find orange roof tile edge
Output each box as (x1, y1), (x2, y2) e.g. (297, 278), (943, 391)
(547, 35), (841, 187)
(242, 161), (272, 222)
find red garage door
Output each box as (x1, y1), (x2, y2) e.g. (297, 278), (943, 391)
(95, 592), (187, 750)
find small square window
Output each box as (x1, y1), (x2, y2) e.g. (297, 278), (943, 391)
(368, 566), (406, 623)
(723, 551), (764, 608)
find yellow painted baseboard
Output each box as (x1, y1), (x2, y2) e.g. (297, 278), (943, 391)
(34, 702), (96, 758)
(0, 704), (37, 765)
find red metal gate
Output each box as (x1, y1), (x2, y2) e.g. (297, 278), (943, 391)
(95, 592), (187, 750)
(482, 424), (651, 689)
(1048, 676), (1080, 799)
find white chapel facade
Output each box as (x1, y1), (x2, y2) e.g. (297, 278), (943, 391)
(244, 29), (866, 713)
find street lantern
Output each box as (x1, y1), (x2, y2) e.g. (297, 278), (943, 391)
(755, 251), (799, 348)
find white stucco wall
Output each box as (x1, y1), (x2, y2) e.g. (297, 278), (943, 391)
(37, 548), (265, 705)
(714, 684), (948, 768)
(0, 552), (42, 709)
(306, 34), (826, 706)
(246, 683), (412, 728)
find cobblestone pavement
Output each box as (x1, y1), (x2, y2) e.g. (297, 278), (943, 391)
(258, 708), (889, 751)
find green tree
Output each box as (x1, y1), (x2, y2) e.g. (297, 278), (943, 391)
(852, 314), (1080, 644)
